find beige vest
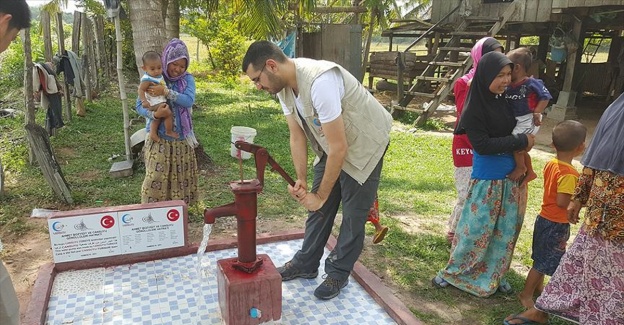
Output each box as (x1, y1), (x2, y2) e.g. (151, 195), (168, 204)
(278, 58), (392, 184)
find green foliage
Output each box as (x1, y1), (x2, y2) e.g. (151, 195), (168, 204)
(0, 24), (46, 89)
(210, 18), (246, 82)
(181, 12), (245, 83)
(520, 36), (540, 46)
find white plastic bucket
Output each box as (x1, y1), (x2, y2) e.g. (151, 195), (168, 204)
(230, 126), (257, 159)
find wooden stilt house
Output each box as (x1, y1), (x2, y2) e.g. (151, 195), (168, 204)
(371, 0), (624, 125)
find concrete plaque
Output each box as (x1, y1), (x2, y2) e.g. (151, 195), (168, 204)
(49, 212), (121, 263)
(48, 202), (187, 263)
(119, 206), (184, 254)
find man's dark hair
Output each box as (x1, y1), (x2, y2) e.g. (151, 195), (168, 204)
(142, 50), (161, 64)
(0, 0), (31, 30)
(507, 47), (532, 74)
(552, 120), (587, 152)
(242, 40), (287, 73)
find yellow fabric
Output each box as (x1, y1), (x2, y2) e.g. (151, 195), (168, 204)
(540, 158), (579, 223)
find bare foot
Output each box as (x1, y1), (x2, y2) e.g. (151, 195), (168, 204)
(446, 232), (454, 243)
(504, 308), (548, 324)
(150, 132), (160, 142)
(165, 131), (179, 139)
(507, 166), (527, 181)
(517, 292), (535, 309)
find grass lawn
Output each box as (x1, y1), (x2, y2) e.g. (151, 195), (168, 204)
(0, 73), (578, 324)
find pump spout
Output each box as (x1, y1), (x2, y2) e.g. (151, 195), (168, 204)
(203, 202), (237, 224)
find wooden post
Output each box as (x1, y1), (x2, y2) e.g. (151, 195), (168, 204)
(397, 52), (405, 101)
(24, 124), (73, 204)
(89, 18), (98, 93)
(57, 12), (72, 122)
(562, 19), (582, 92)
(72, 11), (82, 55)
(81, 13), (92, 101)
(42, 12), (53, 62)
(94, 16), (110, 84)
(115, 16), (132, 163)
(549, 17), (583, 121)
(22, 29), (37, 165)
(537, 34), (549, 62)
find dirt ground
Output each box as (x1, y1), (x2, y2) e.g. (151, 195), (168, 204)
(1, 92), (605, 323)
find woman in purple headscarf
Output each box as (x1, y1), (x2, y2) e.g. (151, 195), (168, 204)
(135, 38), (198, 205)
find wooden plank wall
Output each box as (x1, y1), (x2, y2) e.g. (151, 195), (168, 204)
(299, 25), (363, 79)
(432, 0), (624, 24)
(431, 0), (460, 25)
(549, 0), (624, 9)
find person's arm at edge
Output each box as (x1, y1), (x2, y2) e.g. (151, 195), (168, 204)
(568, 167), (595, 224)
(306, 115), (347, 209)
(286, 114), (309, 198)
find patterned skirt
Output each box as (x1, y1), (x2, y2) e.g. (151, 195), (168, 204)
(141, 137), (198, 205)
(448, 166), (473, 233)
(438, 178), (527, 297)
(535, 226), (624, 324)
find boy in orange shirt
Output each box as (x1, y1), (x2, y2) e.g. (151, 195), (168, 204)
(517, 120), (587, 310)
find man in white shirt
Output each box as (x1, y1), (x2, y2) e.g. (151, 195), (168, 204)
(242, 41), (392, 300)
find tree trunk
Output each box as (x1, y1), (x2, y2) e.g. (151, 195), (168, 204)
(165, 0), (180, 40)
(127, 0), (166, 75)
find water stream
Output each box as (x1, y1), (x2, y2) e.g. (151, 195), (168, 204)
(196, 223), (213, 278)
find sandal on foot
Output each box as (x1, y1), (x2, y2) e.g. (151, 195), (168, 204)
(372, 226), (389, 244)
(503, 314), (544, 325)
(431, 275), (449, 288)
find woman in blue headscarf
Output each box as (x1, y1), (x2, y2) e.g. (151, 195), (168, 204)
(135, 38), (198, 205)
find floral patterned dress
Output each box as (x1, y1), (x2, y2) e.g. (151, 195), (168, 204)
(535, 168), (624, 324)
(437, 178), (527, 297)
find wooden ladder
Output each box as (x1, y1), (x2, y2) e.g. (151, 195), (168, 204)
(390, 0), (521, 127)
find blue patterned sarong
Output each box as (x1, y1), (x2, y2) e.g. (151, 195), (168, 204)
(438, 178), (527, 297)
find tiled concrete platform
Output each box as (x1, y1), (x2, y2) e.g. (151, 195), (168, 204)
(44, 239), (397, 324)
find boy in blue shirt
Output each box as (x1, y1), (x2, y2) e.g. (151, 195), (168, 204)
(506, 47), (552, 185)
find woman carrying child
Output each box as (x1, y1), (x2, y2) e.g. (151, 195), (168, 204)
(433, 51), (535, 297)
(135, 38), (199, 205)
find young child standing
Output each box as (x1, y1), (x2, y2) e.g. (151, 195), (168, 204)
(517, 120), (587, 309)
(505, 47), (552, 185)
(138, 51), (177, 142)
